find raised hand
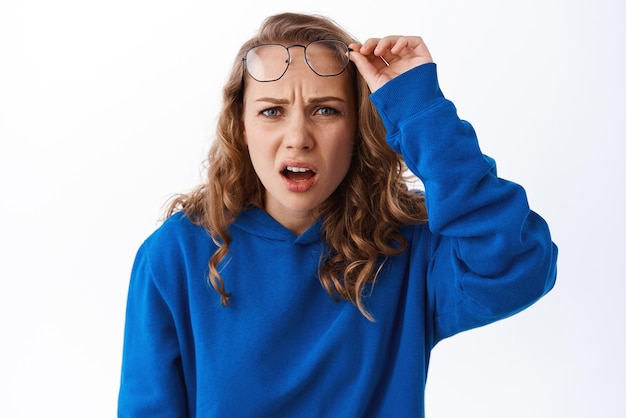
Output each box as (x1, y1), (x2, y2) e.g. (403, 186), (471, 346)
(348, 36), (433, 93)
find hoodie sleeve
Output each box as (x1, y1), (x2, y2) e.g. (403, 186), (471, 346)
(118, 243), (189, 417)
(370, 63), (558, 343)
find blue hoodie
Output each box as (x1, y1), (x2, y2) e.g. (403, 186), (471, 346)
(118, 63), (557, 417)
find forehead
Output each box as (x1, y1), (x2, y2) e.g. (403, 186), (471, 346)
(243, 67), (354, 103)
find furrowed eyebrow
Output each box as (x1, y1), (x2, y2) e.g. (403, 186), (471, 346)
(254, 97), (290, 104)
(254, 96), (346, 104)
(307, 96), (346, 104)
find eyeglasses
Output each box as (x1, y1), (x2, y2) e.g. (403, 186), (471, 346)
(243, 40), (351, 82)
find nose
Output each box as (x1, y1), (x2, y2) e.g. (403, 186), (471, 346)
(284, 112), (314, 151)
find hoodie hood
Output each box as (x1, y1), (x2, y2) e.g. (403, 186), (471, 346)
(232, 207), (323, 246)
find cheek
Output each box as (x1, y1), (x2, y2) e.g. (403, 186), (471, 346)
(242, 119), (262, 155)
(340, 145), (355, 174)
(245, 136), (270, 171)
(337, 129), (357, 165)
(326, 139), (355, 184)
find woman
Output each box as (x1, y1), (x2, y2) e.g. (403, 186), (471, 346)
(118, 12), (557, 417)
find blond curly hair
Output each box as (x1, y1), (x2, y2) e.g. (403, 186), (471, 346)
(165, 12), (427, 320)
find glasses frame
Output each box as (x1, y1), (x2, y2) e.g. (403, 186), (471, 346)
(242, 40), (351, 83)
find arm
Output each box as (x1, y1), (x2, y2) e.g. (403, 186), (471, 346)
(118, 244), (189, 417)
(351, 37), (558, 342)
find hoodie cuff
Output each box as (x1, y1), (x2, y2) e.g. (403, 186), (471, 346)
(369, 62), (445, 134)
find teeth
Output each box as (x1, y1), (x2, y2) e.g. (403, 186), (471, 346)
(286, 166), (310, 173)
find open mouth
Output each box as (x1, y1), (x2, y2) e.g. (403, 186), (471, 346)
(281, 166), (316, 183)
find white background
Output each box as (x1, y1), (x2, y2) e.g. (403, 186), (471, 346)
(1, 0), (624, 416)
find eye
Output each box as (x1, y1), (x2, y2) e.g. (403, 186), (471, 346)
(261, 107), (282, 117)
(315, 107), (339, 116)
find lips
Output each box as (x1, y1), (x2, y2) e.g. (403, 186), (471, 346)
(280, 161), (318, 192)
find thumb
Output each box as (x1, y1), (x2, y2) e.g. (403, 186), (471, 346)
(348, 46), (390, 92)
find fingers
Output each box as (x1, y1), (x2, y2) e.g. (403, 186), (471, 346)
(348, 35), (434, 93)
(347, 43), (390, 84)
(350, 36), (432, 61)
(349, 42), (390, 69)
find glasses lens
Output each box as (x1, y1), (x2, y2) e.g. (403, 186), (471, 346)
(305, 40), (350, 77)
(245, 44), (290, 82)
